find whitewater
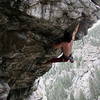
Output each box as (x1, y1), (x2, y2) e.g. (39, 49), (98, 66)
(29, 20), (100, 100)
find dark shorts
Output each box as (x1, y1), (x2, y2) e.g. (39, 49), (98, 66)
(61, 54), (72, 59)
(60, 54), (74, 63)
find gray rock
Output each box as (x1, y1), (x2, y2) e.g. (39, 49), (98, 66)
(0, 81), (10, 100)
(0, 0), (100, 99)
(91, 0), (100, 6)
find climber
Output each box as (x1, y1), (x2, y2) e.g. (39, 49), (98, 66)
(41, 24), (80, 65)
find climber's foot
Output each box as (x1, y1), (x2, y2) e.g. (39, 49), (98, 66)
(69, 56), (74, 63)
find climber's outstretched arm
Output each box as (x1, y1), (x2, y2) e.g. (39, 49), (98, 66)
(52, 42), (63, 49)
(72, 24), (80, 40)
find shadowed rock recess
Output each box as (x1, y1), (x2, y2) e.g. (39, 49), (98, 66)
(0, 0), (100, 99)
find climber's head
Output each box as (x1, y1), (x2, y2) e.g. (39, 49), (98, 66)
(63, 30), (72, 43)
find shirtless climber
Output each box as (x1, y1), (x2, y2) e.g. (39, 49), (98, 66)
(41, 24), (80, 65)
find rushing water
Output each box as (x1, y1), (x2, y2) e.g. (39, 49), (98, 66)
(29, 20), (100, 100)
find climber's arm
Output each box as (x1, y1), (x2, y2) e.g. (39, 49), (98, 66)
(52, 42), (63, 49)
(72, 24), (80, 40)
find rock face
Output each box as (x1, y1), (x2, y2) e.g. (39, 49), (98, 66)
(0, 0), (100, 99)
(91, 0), (100, 6)
(0, 81), (10, 100)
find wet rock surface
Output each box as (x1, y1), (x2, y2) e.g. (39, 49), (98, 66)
(0, 0), (100, 99)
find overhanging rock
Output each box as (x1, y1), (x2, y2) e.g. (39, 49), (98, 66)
(0, 0), (100, 99)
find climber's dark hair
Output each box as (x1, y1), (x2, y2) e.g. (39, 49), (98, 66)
(63, 29), (72, 43)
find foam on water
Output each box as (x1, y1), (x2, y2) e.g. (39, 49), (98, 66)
(29, 20), (100, 100)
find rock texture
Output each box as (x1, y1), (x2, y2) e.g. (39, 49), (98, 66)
(91, 0), (100, 6)
(0, 0), (100, 99)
